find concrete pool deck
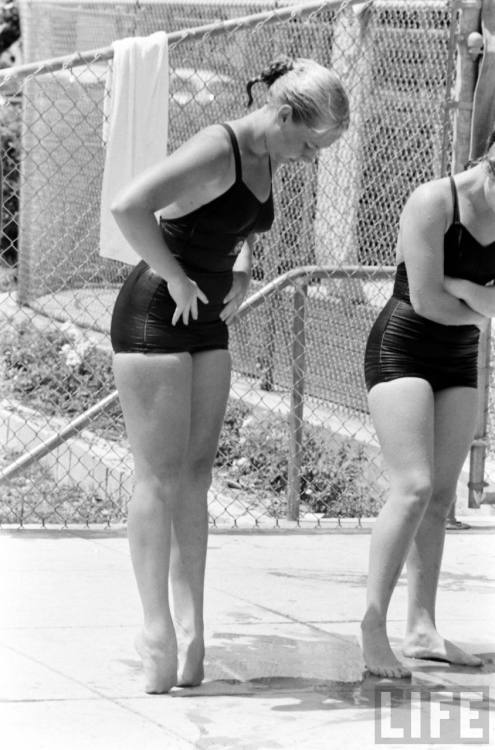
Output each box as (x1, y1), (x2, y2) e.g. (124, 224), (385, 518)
(1, 522), (494, 749)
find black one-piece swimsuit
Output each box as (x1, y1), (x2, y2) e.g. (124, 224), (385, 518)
(111, 123), (274, 354)
(364, 177), (495, 392)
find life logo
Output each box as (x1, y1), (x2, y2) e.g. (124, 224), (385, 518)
(374, 686), (490, 744)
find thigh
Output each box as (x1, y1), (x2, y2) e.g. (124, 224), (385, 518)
(368, 377), (435, 488)
(113, 352), (193, 480)
(433, 387), (479, 494)
(187, 349), (232, 465)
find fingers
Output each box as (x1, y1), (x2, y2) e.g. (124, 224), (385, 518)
(197, 288), (209, 305)
(191, 296), (198, 321)
(172, 307), (181, 326)
(220, 297), (240, 324)
(172, 285), (208, 326)
(223, 287), (236, 304)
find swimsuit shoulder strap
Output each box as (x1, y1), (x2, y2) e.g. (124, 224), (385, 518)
(449, 176), (463, 256)
(221, 123), (242, 183)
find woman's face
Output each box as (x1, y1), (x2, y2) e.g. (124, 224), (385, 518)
(271, 106), (344, 163)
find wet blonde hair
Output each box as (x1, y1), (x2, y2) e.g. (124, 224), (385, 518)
(246, 55), (349, 133)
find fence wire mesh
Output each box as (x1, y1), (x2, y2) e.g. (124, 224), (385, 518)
(1, 0), (490, 529)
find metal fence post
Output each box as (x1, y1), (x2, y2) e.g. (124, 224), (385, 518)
(451, 0), (482, 175)
(287, 281), (307, 522)
(469, 320), (491, 506)
(465, 0), (495, 506)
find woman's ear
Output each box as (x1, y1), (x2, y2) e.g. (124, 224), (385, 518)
(276, 104), (293, 126)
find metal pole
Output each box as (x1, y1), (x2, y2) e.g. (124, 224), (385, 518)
(439, 0), (460, 176)
(451, 0), (482, 174)
(0, 0), (367, 82)
(466, 0), (495, 507)
(468, 322), (491, 506)
(287, 281), (307, 522)
(0, 391), (120, 483)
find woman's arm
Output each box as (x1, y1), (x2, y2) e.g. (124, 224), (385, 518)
(111, 126), (234, 324)
(111, 126), (232, 277)
(400, 181), (486, 327)
(444, 277), (495, 317)
(220, 235), (254, 324)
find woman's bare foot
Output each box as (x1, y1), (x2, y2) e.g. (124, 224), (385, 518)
(135, 630), (178, 694)
(177, 636), (205, 687)
(403, 631), (482, 667)
(361, 615), (412, 679)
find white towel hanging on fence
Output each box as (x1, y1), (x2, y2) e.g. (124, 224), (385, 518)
(100, 31), (169, 265)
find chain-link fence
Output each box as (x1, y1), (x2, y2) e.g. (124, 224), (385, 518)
(1, 0), (491, 528)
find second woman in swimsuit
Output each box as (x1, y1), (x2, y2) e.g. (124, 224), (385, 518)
(362, 131), (495, 678)
(110, 56), (349, 693)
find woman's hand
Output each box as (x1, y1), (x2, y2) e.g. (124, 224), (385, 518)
(168, 275), (209, 325)
(444, 276), (489, 330)
(220, 271), (251, 325)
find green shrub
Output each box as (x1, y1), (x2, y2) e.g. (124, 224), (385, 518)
(217, 407), (384, 518)
(215, 398), (251, 467)
(0, 320), (123, 438)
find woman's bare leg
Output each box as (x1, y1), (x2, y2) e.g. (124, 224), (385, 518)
(114, 352), (193, 693)
(361, 378), (435, 678)
(170, 349), (231, 687)
(403, 386), (482, 666)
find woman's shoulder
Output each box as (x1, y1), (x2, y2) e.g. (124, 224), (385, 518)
(165, 124), (235, 189)
(178, 124), (232, 162)
(402, 176), (453, 231)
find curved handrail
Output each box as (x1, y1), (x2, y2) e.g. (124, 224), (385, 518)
(236, 264), (394, 321)
(0, 264), (394, 482)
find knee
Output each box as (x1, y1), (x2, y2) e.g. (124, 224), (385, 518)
(185, 455), (215, 487)
(134, 471), (182, 505)
(429, 488), (456, 520)
(391, 474), (433, 516)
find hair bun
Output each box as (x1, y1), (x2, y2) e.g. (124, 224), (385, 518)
(245, 55), (295, 107)
(260, 56), (295, 86)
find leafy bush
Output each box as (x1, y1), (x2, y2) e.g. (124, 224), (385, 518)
(0, 320), (123, 438)
(217, 407), (384, 518)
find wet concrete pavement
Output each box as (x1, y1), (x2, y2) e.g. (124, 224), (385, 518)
(1, 524), (494, 749)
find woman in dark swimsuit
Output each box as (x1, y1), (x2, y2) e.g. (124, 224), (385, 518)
(362, 131), (495, 678)
(110, 57), (349, 693)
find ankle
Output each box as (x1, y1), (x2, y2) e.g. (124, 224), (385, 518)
(406, 614), (436, 635)
(143, 621), (176, 647)
(175, 619), (204, 642)
(361, 608), (387, 631)
(405, 623), (437, 640)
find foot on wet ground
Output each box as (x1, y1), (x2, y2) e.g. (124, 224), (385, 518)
(402, 632), (483, 667)
(135, 630), (178, 694)
(362, 620), (412, 679)
(176, 636), (205, 688)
